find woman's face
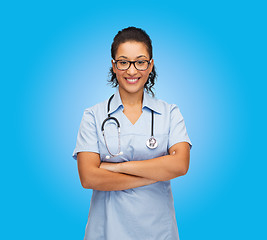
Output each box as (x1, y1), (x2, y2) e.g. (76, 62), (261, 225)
(112, 41), (154, 96)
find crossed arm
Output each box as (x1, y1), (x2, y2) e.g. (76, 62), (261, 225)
(77, 142), (190, 191)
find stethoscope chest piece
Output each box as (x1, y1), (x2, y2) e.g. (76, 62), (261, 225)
(146, 136), (158, 149)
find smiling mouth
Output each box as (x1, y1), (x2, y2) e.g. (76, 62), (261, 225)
(125, 78), (140, 84)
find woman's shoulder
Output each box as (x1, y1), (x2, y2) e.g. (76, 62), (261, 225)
(147, 94), (179, 115)
(155, 97), (177, 108)
(82, 98), (109, 119)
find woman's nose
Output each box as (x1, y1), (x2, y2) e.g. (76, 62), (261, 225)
(127, 62), (138, 75)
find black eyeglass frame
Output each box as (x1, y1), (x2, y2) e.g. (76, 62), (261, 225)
(112, 59), (152, 71)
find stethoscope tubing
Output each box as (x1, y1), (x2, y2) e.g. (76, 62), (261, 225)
(102, 94), (157, 159)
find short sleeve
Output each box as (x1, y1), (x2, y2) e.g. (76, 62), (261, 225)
(72, 108), (100, 160)
(168, 104), (192, 150)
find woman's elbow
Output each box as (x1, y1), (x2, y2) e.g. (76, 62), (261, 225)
(80, 178), (91, 189)
(81, 182), (90, 189)
(181, 166), (189, 176)
(176, 162), (189, 177)
(80, 173), (103, 190)
(79, 175), (97, 189)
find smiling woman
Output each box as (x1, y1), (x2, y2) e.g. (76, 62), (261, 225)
(72, 26), (192, 240)
(111, 41), (154, 98)
(108, 27), (157, 97)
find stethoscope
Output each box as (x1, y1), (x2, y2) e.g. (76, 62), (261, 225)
(101, 94), (158, 159)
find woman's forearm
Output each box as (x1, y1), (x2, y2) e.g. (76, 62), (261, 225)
(117, 155), (187, 181)
(100, 143), (190, 181)
(84, 167), (157, 191)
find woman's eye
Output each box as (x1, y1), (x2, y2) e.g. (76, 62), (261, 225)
(137, 61), (145, 65)
(119, 61), (128, 65)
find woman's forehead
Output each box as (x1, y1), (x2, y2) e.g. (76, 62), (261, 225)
(116, 41), (149, 59)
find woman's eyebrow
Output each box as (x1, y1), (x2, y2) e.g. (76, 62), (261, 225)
(117, 56), (127, 59)
(136, 55), (148, 58)
(117, 55), (148, 59)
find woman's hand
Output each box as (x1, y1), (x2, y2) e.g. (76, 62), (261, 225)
(99, 162), (121, 172)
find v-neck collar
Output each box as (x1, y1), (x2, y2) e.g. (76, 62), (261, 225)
(108, 90), (162, 116)
(121, 110), (143, 126)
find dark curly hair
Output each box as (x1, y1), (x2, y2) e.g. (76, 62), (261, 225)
(108, 26), (157, 97)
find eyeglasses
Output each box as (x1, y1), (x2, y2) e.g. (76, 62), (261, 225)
(112, 59), (152, 71)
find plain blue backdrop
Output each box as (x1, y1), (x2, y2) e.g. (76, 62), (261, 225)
(1, 0), (266, 239)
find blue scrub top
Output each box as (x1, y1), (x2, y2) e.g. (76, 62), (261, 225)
(73, 90), (192, 240)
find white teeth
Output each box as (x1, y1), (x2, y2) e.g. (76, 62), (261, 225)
(126, 78), (138, 82)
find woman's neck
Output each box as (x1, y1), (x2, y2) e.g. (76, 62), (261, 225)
(118, 87), (144, 107)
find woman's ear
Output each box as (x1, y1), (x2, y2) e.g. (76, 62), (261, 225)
(111, 60), (116, 73)
(150, 59), (154, 71)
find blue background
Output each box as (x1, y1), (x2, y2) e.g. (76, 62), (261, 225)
(1, 0), (266, 239)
